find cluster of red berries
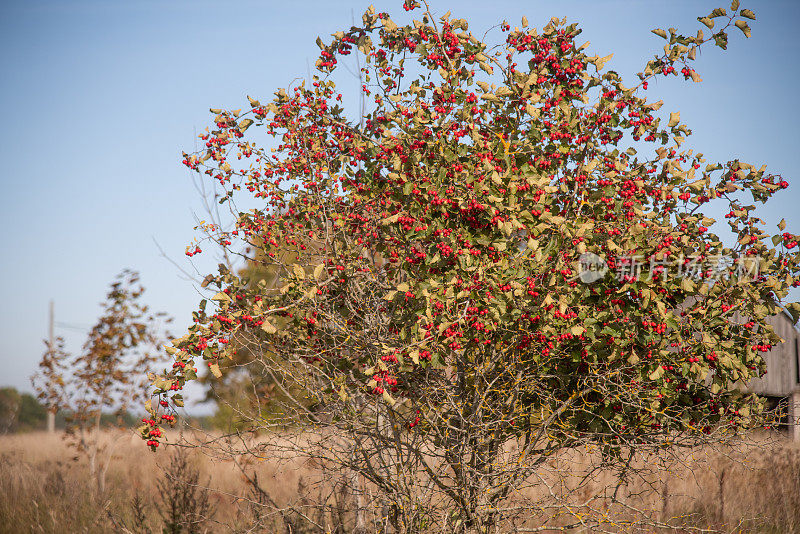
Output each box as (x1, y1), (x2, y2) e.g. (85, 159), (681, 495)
(408, 410), (421, 429)
(643, 321), (667, 334)
(185, 246), (202, 257)
(181, 157), (199, 170)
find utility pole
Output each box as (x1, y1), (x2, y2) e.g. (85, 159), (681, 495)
(47, 300), (56, 433)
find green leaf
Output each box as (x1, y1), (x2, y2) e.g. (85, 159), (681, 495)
(785, 303), (800, 324)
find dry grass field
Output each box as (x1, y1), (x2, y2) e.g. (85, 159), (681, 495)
(0, 430), (314, 533)
(1, 429), (799, 533)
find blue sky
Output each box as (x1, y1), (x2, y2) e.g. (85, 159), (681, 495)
(1, 0), (797, 412)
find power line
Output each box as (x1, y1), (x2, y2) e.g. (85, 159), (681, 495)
(54, 321), (90, 332)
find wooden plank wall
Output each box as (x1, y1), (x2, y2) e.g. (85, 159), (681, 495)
(749, 312), (800, 397)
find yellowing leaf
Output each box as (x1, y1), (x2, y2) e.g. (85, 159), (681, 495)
(734, 20), (751, 38)
(261, 320), (277, 334)
(698, 17), (714, 29)
(740, 9), (756, 20)
(648, 367), (665, 381)
(209, 363), (222, 378)
(525, 104), (540, 118)
(383, 17), (398, 31)
(668, 112), (680, 128)
(495, 132), (511, 154)
(595, 54), (613, 70)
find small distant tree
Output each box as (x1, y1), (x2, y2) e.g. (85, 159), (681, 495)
(148, 2), (799, 532)
(3, 386), (51, 435)
(34, 269), (171, 495)
(199, 241), (314, 431)
(0, 387), (23, 434)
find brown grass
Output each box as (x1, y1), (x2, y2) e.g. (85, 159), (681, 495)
(0, 430), (799, 533)
(0, 430), (317, 533)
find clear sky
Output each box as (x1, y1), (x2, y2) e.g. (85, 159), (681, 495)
(1, 0), (798, 413)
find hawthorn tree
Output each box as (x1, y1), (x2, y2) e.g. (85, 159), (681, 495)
(148, 2), (800, 531)
(34, 270), (171, 495)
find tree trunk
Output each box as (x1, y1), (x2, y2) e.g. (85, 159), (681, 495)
(47, 409), (55, 433)
(351, 471), (367, 534)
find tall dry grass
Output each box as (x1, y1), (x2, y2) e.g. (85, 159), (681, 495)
(0, 430), (317, 533)
(0, 429), (799, 532)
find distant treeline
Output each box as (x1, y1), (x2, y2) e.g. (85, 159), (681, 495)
(0, 387), (48, 433)
(0, 386), (215, 434)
